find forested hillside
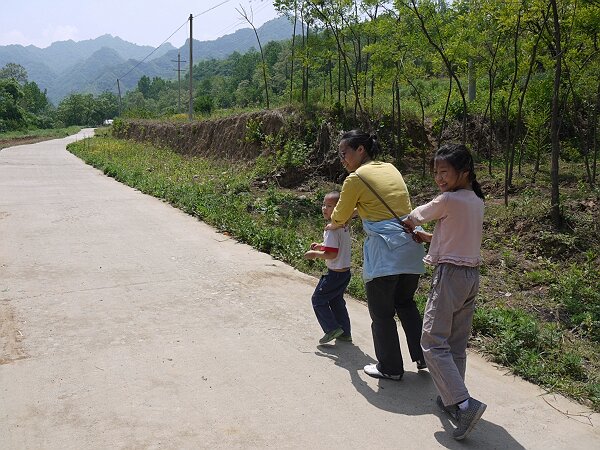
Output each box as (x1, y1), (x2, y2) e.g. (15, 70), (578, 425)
(0, 17), (299, 103)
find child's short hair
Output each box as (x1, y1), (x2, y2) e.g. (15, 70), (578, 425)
(325, 191), (340, 202)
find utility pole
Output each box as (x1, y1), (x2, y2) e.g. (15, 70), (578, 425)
(171, 52), (186, 114)
(188, 14), (193, 121)
(116, 78), (122, 115)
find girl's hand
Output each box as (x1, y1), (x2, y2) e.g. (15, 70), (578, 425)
(310, 242), (321, 250)
(412, 230), (432, 244)
(401, 217), (415, 233)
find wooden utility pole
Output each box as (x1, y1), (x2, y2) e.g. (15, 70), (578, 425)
(116, 78), (122, 115)
(188, 14), (193, 121)
(171, 52), (186, 114)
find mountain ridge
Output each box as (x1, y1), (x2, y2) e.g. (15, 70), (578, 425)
(0, 16), (299, 104)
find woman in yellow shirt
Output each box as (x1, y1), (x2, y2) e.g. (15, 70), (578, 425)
(329, 129), (427, 380)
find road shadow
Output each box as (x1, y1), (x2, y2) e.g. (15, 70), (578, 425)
(316, 342), (525, 449)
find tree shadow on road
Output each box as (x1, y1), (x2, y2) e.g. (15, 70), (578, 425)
(316, 342), (525, 450)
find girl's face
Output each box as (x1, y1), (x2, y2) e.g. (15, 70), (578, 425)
(321, 195), (337, 220)
(433, 159), (470, 193)
(338, 140), (367, 173)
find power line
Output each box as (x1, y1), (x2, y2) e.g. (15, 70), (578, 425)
(118, 18), (189, 81)
(194, 0), (231, 19)
(111, 0), (273, 94)
(211, 2), (274, 40)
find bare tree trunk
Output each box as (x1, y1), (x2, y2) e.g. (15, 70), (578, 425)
(511, 7), (548, 181)
(338, 49), (342, 105)
(405, 74), (427, 177)
(300, 7), (306, 105)
(438, 77), (453, 145)
(304, 23), (310, 105)
(483, 37), (501, 177)
(329, 58), (333, 102)
(309, 5), (364, 116)
(468, 58), (476, 102)
(503, 98), (510, 206)
(237, 6), (269, 108)
(534, 128), (542, 179)
(396, 77), (402, 159)
(503, 11), (522, 205)
(392, 82), (397, 148)
(550, 0), (562, 228)
(408, 0), (468, 143)
(289, 1), (297, 104)
(593, 83), (600, 185)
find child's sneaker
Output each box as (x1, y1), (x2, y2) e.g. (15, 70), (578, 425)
(336, 334), (352, 342)
(453, 397), (487, 440)
(319, 327), (344, 344)
(416, 359), (427, 370)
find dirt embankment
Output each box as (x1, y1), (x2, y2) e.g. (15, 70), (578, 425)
(112, 109), (290, 160)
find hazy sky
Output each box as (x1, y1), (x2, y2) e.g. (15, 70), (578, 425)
(1, 0), (279, 48)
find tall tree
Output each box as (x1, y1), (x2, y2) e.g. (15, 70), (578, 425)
(0, 63), (28, 85)
(237, 5), (271, 108)
(549, 0), (563, 228)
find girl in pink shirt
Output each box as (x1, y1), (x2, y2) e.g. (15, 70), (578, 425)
(402, 143), (486, 441)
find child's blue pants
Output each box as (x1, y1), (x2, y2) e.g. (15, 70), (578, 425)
(311, 269), (351, 335)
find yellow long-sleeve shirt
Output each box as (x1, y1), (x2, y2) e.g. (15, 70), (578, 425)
(331, 161), (413, 225)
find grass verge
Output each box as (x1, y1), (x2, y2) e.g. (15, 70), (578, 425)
(0, 126), (83, 149)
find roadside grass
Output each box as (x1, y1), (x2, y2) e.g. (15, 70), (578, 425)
(0, 126), (83, 140)
(0, 126), (83, 149)
(68, 136), (600, 412)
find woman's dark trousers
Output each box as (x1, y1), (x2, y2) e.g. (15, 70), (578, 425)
(365, 274), (424, 376)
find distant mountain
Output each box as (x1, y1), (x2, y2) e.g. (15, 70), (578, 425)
(0, 16), (300, 104)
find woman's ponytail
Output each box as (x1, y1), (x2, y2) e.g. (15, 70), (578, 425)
(340, 130), (380, 159)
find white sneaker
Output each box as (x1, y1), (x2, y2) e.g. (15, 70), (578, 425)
(363, 363), (403, 380)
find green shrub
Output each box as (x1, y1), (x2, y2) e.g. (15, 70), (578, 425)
(276, 139), (310, 169)
(550, 261), (600, 342)
(244, 118), (264, 144)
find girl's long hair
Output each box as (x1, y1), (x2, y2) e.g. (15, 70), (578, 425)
(340, 129), (381, 159)
(434, 143), (485, 200)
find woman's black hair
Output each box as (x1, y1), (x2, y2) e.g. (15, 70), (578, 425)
(434, 143), (485, 200)
(340, 129), (381, 159)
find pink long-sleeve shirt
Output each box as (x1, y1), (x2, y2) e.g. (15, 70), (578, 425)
(408, 189), (484, 267)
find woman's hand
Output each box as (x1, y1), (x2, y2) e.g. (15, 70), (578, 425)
(325, 223), (343, 231)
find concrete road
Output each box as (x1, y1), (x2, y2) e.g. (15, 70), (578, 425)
(0, 130), (598, 449)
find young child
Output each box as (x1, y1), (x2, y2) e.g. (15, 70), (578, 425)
(304, 191), (352, 344)
(402, 143), (486, 441)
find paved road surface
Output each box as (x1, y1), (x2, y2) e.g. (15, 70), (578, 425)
(1, 130), (598, 449)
